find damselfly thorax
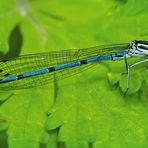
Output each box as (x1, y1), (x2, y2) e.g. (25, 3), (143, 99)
(127, 40), (148, 57)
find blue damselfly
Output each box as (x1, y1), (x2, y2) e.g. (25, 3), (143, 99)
(0, 40), (147, 90)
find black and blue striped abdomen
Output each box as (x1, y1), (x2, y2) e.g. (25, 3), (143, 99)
(0, 44), (127, 90)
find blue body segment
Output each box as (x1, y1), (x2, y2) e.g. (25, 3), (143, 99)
(86, 57), (98, 63)
(97, 55), (112, 61)
(111, 51), (126, 60)
(1, 76), (18, 83)
(55, 61), (81, 70)
(23, 69), (49, 77)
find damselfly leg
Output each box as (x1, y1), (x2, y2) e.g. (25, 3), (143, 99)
(122, 57), (128, 75)
(125, 58), (148, 93)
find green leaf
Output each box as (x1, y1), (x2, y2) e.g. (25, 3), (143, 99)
(119, 71), (142, 94)
(0, 0), (148, 148)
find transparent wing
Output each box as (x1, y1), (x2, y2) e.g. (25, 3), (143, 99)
(75, 43), (128, 59)
(0, 43), (128, 90)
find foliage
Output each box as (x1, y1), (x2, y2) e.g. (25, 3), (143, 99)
(0, 0), (148, 147)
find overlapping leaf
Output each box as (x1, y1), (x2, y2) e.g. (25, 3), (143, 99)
(0, 0), (147, 148)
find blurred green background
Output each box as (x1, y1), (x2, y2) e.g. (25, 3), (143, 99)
(0, 0), (148, 148)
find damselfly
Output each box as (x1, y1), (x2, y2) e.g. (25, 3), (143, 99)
(0, 40), (147, 90)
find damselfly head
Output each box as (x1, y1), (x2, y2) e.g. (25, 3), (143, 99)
(128, 40), (148, 56)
